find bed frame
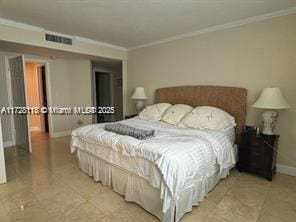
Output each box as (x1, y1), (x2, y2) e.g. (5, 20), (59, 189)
(74, 85), (247, 222)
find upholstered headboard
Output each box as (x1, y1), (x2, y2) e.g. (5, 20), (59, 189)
(155, 85), (247, 143)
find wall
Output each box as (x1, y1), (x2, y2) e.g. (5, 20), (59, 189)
(127, 14), (296, 168)
(25, 63), (41, 131)
(112, 64), (123, 121)
(0, 19), (128, 116)
(0, 23), (127, 61)
(68, 60), (92, 131)
(0, 52), (93, 141)
(45, 59), (93, 137)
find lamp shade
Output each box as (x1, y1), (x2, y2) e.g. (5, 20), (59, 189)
(252, 87), (290, 109)
(131, 87), (148, 100)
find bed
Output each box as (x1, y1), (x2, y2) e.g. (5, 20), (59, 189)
(71, 85), (247, 222)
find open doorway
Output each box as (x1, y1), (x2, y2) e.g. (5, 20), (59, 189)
(92, 61), (123, 123)
(95, 71), (114, 123)
(25, 62), (49, 143)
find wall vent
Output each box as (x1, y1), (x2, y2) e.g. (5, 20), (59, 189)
(45, 33), (72, 45)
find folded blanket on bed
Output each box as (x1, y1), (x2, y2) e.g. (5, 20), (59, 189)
(104, 123), (155, 140)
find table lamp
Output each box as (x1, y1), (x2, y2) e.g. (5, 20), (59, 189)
(252, 87), (290, 135)
(131, 87), (148, 113)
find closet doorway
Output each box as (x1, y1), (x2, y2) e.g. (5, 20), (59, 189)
(95, 71), (113, 123)
(92, 61), (123, 123)
(25, 62), (49, 135)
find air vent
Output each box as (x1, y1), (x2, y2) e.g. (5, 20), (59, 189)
(45, 33), (72, 45)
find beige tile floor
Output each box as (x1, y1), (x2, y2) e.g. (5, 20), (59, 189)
(1, 132), (296, 222)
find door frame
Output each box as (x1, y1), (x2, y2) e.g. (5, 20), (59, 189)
(92, 67), (114, 123)
(37, 65), (46, 132)
(5, 56), (54, 147)
(0, 116), (7, 184)
(24, 58), (53, 138)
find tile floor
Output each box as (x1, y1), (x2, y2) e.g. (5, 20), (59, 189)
(1, 132), (296, 222)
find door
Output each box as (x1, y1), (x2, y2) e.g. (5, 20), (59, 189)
(0, 117), (7, 184)
(95, 72), (113, 123)
(9, 56), (31, 152)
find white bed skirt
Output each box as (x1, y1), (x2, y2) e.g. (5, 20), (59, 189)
(76, 149), (233, 222)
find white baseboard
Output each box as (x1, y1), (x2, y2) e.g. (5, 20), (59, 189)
(3, 141), (13, 148)
(30, 127), (41, 132)
(51, 130), (72, 138)
(277, 164), (296, 177)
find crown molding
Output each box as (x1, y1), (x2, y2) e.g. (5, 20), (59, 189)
(0, 17), (127, 51)
(128, 6), (296, 51)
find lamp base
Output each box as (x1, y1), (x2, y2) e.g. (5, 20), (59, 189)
(135, 100), (145, 114)
(261, 110), (278, 135)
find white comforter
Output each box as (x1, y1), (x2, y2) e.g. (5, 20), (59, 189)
(71, 118), (236, 210)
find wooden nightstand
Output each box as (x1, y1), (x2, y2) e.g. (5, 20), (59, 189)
(124, 114), (137, 119)
(238, 132), (279, 181)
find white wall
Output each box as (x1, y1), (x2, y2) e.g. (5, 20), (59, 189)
(69, 60), (93, 127)
(127, 14), (296, 168)
(36, 58), (93, 137)
(50, 59), (92, 135)
(0, 51), (93, 141)
(0, 22), (127, 61)
(0, 19), (128, 120)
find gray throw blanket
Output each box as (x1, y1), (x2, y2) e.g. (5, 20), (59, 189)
(104, 123), (155, 140)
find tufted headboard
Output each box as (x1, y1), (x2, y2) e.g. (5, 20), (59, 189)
(155, 85), (247, 143)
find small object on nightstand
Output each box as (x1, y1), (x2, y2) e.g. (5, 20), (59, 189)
(244, 125), (257, 135)
(256, 127), (260, 136)
(238, 131), (279, 181)
(131, 87), (148, 114)
(124, 114), (137, 119)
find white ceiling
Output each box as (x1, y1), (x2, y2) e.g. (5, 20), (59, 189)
(0, 0), (295, 48)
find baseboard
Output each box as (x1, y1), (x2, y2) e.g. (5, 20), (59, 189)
(30, 127), (41, 132)
(51, 130), (72, 138)
(3, 141), (13, 148)
(277, 164), (296, 177)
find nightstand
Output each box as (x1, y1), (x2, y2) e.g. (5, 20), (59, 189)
(124, 114), (137, 119)
(238, 132), (279, 181)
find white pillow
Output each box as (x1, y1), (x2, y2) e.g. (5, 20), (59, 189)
(162, 104), (193, 125)
(181, 106), (235, 131)
(139, 103), (172, 121)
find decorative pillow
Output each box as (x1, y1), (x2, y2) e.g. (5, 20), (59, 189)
(104, 123), (155, 140)
(180, 106), (235, 131)
(162, 104), (193, 125)
(139, 103), (172, 121)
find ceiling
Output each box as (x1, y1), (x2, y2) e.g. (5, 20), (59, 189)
(0, 0), (295, 48)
